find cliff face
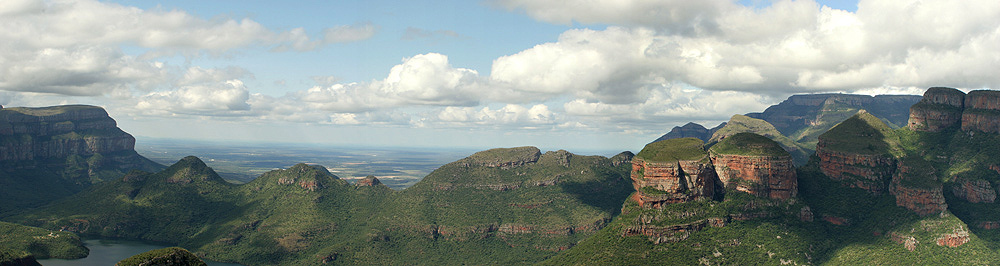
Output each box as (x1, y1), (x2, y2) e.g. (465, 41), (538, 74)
(746, 94), (920, 142)
(816, 145), (896, 194)
(961, 90), (1000, 133)
(711, 154), (797, 200)
(630, 157), (715, 207)
(888, 159), (946, 216)
(0, 105), (136, 161)
(909, 88), (1000, 133)
(908, 87), (965, 132)
(952, 178), (996, 204)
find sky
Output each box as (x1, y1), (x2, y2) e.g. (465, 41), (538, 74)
(1, 0), (998, 153)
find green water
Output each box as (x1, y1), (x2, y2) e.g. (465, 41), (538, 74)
(36, 239), (243, 266)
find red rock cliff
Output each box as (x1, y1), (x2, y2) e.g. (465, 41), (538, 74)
(889, 160), (947, 216)
(630, 157), (715, 208)
(908, 87), (965, 132)
(961, 90), (1000, 133)
(816, 142), (896, 194)
(711, 154), (797, 200)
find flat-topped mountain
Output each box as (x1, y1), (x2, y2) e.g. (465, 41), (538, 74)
(0, 105), (162, 217)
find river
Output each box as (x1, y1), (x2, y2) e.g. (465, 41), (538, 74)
(36, 239), (244, 266)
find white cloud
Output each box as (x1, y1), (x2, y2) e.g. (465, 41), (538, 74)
(490, 0), (1000, 102)
(135, 79), (250, 115)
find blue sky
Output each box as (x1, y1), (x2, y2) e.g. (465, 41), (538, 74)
(1, 0), (998, 153)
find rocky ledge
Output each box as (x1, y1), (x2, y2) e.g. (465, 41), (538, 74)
(888, 158), (946, 216)
(0, 105), (136, 162)
(909, 87), (1000, 133)
(709, 133), (797, 200)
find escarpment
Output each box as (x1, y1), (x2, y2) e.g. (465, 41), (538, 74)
(909, 87), (1000, 133)
(0, 105), (137, 161)
(709, 133), (797, 200)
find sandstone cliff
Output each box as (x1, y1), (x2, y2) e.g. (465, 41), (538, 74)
(709, 133), (797, 200)
(816, 111), (899, 194)
(909, 88), (1000, 133)
(631, 138), (716, 208)
(961, 90), (1000, 133)
(908, 87), (966, 132)
(889, 158), (947, 216)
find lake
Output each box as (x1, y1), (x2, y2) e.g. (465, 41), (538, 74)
(36, 239), (243, 266)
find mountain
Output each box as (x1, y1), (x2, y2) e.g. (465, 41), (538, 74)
(14, 147), (634, 265)
(746, 93), (921, 146)
(650, 122), (725, 143)
(0, 105), (162, 216)
(545, 88), (1000, 265)
(708, 114), (813, 165)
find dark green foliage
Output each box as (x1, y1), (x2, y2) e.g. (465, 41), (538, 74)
(0, 248), (41, 266)
(709, 132), (789, 157)
(0, 221), (87, 260)
(636, 138), (707, 163)
(818, 111), (901, 155)
(116, 247), (206, 266)
(15, 148), (633, 266)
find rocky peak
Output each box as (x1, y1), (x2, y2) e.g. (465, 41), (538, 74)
(909, 87), (1000, 133)
(816, 111), (898, 194)
(273, 163), (339, 191)
(889, 157), (946, 216)
(961, 90), (1000, 133)
(650, 122), (722, 143)
(164, 156), (225, 184)
(356, 175), (383, 187)
(923, 87), (966, 107)
(610, 151), (634, 167)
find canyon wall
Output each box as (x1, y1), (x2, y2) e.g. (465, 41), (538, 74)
(0, 105), (136, 162)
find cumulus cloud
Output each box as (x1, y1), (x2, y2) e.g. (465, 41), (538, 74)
(0, 0), (373, 96)
(490, 0), (1000, 104)
(433, 104), (555, 127)
(135, 79), (251, 116)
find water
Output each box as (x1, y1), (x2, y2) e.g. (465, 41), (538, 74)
(36, 239), (243, 266)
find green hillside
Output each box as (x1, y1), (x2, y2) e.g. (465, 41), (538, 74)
(709, 132), (788, 157)
(708, 115), (811, 164)
(635, 138), (707, 163)
(0, 221), (87, 260)
(12, 148), (633, 265)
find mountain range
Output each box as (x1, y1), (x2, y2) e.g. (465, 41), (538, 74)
(2, 87), (1000, 265)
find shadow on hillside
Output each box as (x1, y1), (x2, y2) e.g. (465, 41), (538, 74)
(558, 169), (634, 217)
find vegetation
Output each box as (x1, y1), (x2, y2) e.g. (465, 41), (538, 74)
(818, 111), (902, 156)
(709, 132), (789, 157)
(635, 138), (707, 163)
(707, 115), (811, 165)
(116, 247), (206, 266)
(12, 149), (633, 265)
(0, 221), (87, 260)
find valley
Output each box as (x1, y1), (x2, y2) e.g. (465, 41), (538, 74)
(3, 87), (1000, 265)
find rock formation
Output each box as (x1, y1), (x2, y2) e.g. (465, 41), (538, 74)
(709, 133), (797, 200)
(631, 138), (716, 208)
(909, 87), (1000, 133)
(0, 105), (137, 162)
(961, 90), (1000, 133)
(889, 158), (947, 216)
(747, 93), (921, 142)
(356, 175), (383, 186)
(952, 178), (996, 203)
(461, 146), (541, 169)
(816, 111), (898, 194)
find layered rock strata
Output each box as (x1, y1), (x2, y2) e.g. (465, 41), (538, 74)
(0, 105), (136, 162)
(952, 178), (996, 203)
(712, 154), (797, 199)
(816, 145), (896, 194)
(889, 159), (947, 216)
(630, 157), (716, 208)
(961, 90), (1000, 133)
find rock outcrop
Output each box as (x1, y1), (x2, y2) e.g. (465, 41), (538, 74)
(747, 94), (920, 142)
(908, 88), (1000, 133)
(709, 133), (797, 200)
(356, 175), (383, 186)
(889, 158), (947, 216)
(0, 105), (137, 162)
(631, 138), (716, 208)
(951, 178), (996, 203)
(962, 90), (1000, 133)
(816, 111), (898, 194)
